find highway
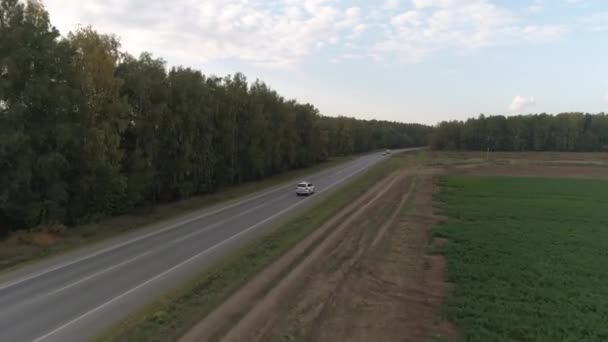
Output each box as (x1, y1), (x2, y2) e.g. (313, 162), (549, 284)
(0, 149), (419, 342)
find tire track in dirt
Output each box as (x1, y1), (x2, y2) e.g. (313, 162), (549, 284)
(300, 174), (416, 342)
(218, 172), (409, 342)
(371, 175), (417, 248)
(268, 172), (457, 342)
(304, 174), (456, 342)
(180, 171), (404, 342)
(182, 167), (456, 342)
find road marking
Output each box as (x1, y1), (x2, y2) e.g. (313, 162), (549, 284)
(31, 154), (378, 342)
(40, 196), (285, 299)
(1, 188), (304, 310)
(0, 158), (365, 293)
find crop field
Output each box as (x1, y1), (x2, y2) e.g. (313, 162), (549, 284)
(435, 176), (608, 341)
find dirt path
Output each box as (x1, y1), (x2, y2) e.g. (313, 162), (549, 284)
(180, 171), (405, 342)
(222, 172), (410, 342)
(302, 173), (456, 342)
(264, 172), (455, 342)
(181, 166), (455, 342)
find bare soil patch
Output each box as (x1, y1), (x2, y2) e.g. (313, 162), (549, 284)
(294, 173), (456, 342)
(179, 171), (404, 342)
(186, 167), (455, 342)
(431, 151), (608, 179)
(10, 231), (60, 247)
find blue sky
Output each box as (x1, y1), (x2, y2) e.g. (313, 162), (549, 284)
(45, 0), (608, 125)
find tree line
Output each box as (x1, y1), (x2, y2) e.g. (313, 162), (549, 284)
(0, 0), (431, 235)
(431, 113), (608, 152)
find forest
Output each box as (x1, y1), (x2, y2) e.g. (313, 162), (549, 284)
(0, 0), (431, 234)
(431, 113), (608, 152)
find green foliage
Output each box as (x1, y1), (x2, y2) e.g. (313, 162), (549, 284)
(0, 0), (74, 228)
(436, 176), (608, 341)
(0, 0), (432, 235)
(431, 113), (608, 151)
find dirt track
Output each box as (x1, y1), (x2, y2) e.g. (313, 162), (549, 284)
(264, 171), (456, 342)
(181, 167), (455, 342)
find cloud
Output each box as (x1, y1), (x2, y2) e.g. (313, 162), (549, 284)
(522, 25), (568, 42)
(509, 95), (536, 112)
(42, 0), (569, 68)
(526, 0), (543, 14)
(604, 91), (608, 104)
(44, 0), (363, 68)
(383, 0), (401, 10)
(373, 0), (566, 63)
(330, 52), (365, 63)
(581, 12), (608, 32)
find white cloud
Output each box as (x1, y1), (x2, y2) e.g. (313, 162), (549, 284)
(522, 25), (568, 42)
(604, 91), (608, 104)
(44, 0), (363, 68)
(42, 0), (569, 68)
(526, 0), (543, 14)
(581, 12), (608, 32)
(373, 0), (566, 63)
(347, 23), (367, 39)
(383, 0), (400, 10)
(509, 95), (536, 112)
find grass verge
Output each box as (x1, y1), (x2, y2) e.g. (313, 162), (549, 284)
(95, 152), (412, 342)
(0, 157), (354, 273)
(435, 176), (608, 341)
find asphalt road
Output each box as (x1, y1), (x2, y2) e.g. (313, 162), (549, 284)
(0, 148), (420, 342)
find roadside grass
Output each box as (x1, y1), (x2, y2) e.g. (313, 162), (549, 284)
(95, 152), (412, 342)
(435, 176), (608, 342)
(0, 157), (355, 273)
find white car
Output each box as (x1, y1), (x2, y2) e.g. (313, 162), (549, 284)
(296, 181), (315, 196)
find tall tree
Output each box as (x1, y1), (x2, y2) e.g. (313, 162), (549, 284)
(65, 27), (128, 222)
(116, 52), (169, 205)
(0, 0), (74, 230)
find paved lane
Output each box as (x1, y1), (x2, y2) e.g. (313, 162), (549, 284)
(0, 148), (421, 342)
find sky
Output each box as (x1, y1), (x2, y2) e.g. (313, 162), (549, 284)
(43, 0), (608, 125)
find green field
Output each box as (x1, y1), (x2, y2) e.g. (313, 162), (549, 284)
(436, 176), (608, 342)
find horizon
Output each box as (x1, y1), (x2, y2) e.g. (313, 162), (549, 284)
(44, 0), (608, 125)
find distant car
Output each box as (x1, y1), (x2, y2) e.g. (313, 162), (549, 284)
(386, 149), (391, 154)
(381, 151), (388, 155)
(296, 181), (315, 196)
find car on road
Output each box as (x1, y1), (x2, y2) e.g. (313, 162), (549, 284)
(296, 181), (315, 196)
